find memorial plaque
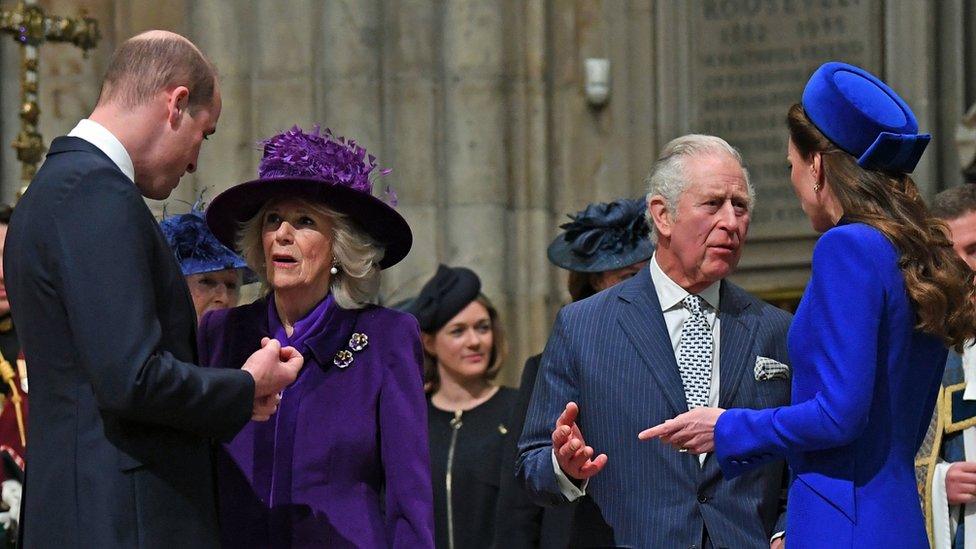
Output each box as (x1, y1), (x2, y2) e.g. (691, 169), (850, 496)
(690, 0), (882, 239)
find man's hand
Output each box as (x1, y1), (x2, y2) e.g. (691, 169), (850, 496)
(242, 337), (303, 420)
(552, 402), (607, 480)
(946, 461), (976, 505)
(637, 407), (725, 454)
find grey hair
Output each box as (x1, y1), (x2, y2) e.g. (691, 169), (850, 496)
(237, 199), (386, 309)
(643, 134), (755, 239)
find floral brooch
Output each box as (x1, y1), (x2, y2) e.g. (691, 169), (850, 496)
(333, 332), (369, 369)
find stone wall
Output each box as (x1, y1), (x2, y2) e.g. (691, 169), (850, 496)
(2, 0), (975, 385)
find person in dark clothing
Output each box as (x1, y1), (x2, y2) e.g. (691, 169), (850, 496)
(407, 265), (517, 549)
(494, 197), (653, 548)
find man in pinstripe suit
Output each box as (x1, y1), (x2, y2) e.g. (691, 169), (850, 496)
(516, 135), (791, 548)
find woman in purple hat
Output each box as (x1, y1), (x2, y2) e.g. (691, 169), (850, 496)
(199, 127), (434, 548)
(640, 62), (976, 547)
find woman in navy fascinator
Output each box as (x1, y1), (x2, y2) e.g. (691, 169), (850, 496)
(642, 62), (976, 547)
(199, 126), (433, 547)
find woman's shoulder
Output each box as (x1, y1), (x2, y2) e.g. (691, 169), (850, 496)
(356, 304), (421, 335)
(814, 221), (898, 265)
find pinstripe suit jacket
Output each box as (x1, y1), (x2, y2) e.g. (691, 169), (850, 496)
(516, 267), (791, 548)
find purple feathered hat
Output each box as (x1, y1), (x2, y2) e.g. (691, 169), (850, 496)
(206, 126), (412, 269)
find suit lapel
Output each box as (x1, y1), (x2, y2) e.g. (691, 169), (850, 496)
(617, 269), (688, 416)
(717, 281), (758, 408)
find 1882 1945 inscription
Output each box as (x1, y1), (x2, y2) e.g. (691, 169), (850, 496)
(691, 0), (882, 239)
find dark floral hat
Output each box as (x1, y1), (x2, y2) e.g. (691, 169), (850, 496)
(547, 197), (654, 273)
(160, 197), (256, 282)
(206, 126), (412, 269)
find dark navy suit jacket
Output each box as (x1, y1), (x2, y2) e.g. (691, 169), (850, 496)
(516, 267), (791, 548)
(5, 137), (254, 548)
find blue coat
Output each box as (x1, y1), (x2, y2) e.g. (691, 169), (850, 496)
(198, 296), (435, 548)
(516, 267), (791, 548)
(715, 222), (947, 548)
(5, 137), (254, 548)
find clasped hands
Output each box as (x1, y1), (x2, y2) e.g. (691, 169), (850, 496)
(242, 337), (304, 421)
(552, 402), (726, 481)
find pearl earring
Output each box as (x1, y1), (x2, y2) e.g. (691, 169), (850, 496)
(330, 263), (340, 275)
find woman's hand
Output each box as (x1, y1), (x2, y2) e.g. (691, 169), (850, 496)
(637, 407), (726, 454)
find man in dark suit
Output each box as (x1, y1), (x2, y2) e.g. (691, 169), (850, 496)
(517, 135), (791, 548)
(4, 30), (302, 548)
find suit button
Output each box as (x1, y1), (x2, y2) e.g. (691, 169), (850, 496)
(697, 494), (708, 503)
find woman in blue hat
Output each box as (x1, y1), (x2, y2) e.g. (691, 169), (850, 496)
(640, 62), (976, 547)
(159, 200), (254, 321)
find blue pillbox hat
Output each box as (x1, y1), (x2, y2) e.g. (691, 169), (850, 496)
(802, 61), (930, 174)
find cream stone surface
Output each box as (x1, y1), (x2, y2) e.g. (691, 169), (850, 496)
(1, 0), (972, 384)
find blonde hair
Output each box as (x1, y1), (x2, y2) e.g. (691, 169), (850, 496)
(237, 198), (386, 309)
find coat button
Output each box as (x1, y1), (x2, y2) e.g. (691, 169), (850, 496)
(697, 493), (708, 503)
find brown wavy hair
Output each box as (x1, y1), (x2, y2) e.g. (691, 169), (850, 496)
(422, 294), (508, 394)
(788, 104), (976, 351)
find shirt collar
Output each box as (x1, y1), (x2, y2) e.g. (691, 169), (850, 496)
(67, 119), (135, 183)
(648, 252), (721, 312)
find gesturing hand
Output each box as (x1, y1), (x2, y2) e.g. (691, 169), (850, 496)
(946, 461), (976, 505)
(552, 402), (608, 481)
(637, 407), (725, 454)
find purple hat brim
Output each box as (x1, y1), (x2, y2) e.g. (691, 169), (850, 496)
(205, 177), (412, 269)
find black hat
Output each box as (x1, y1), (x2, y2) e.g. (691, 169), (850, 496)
(405, 265), (481, 333)
(547, 197), (654, 273)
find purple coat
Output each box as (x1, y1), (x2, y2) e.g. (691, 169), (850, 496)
(198, 296), (435, 548)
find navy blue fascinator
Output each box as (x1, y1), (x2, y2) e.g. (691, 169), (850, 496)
(547, 197), (654, 273)
(405, 265), (481, 333)
(802, 61), (930, 173)
(160, 198), (255, 282)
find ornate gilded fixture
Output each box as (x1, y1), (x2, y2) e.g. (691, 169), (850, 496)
(0, 1), (99, 194)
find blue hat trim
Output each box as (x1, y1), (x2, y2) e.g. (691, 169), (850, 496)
(159, 199), (256, 282)
(802, 61), (928, 173)
(547, 198), (655, 273)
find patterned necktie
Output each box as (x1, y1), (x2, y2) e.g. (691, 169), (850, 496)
(677, 294), (713, 410)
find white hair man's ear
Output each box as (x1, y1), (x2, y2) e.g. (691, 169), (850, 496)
(647, 195), (673, 239)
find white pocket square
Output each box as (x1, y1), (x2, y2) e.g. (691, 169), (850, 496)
(754, 356), (790, 381)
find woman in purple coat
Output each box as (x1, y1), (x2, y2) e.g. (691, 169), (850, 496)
(199, 126), (434, 548)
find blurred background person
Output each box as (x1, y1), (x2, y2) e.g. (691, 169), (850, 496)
(200, 126), (433, 547)
(920, 183), (976, 548)
(494, 197), (653, 548)
(160, 197), (254, 321)
(0, 203), (23, 547)
(407, 265), (515, 549)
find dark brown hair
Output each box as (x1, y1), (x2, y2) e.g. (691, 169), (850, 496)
(98, 32), (217, 113)
(422, 294), (508, 394)
(931, 184), (976, 221)
(567, 271), (599, 302)
(788, 103), (976, 351)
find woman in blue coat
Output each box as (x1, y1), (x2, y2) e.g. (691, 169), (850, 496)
(640, 62), (976, 547)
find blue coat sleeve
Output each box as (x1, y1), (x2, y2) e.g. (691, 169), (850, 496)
(714, 228), (884, 478)
(378, 316), (435, 548)
(515, 308), (580, 506)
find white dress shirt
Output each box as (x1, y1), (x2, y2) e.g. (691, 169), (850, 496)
(67, 119), (135, 182)
(553, 253), (722, 499)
